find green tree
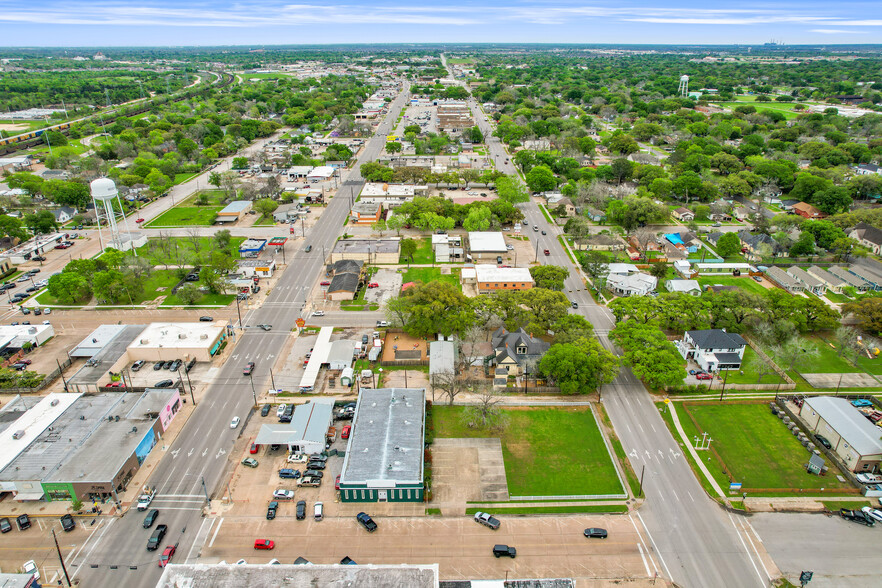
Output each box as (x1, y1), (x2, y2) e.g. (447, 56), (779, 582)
(0, 216), (28, 241)
(610, 321), (686, 390)
(400, 238), (418, 264)
(716, 232), (742, 258)
(93, 270), (129, 303)
(386, 214), (405, 236)
(386, 281), (474, 338)
(468, 126), (484, 143)
(214, 229), (232, 251)
(23, 210), (58, 235)
(608, 133), (639, 155)
(525, 165), (556, 193)
(175, 283), (202, 305)
(47, 272), (91, 304)
(843, 298), (882, 336)
(462, 207), (491, 231)
(385, 141), (402, 153)
(538, 338), (619, 394)
(232, 156), (249, 170)
(529, 265), (569, 290)
(253, 198), (279, 218)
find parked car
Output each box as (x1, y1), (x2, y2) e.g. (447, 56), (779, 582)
(862, 506), (882, 523)
(297, 476), (321, 487)
(287, 454), (307, 464)
(0, 518), (11, 533)
(695, 372), (713, 381)
(367, 282), (379, 288)
(163, 360), (174, 370)
(147, 525), (167, 551)
(277, 404), (288, 418)
(143, 509), (159, 528)
(340, 556), (356, 565)
(341, 425), (352, 439)
(492, 544), (516, 558)
(242, 458), (259, 468)
(132, 360), (146, 371)
(335, 475), (341, 490)
(856, 473), (882, 484)
(840, 508), (875, 526)
(303, 469), (324, 479)
(155, 379), (174, 388)
(296, 500), (307, 520)
(279, 469), (299, 479)
(320, 281), (331, 286)
(60, 514), (75, 532)
(185, 358), (197, 373)
(22, 560), (38, 580)
(313, 310), (325, 316)
(273, 489), (295, 500)
(16, 514), (31, 531)
(356, 512), (377, 532)
(584, 528), (608, 539)
(815, 435), (833, 450)
(199, 316), (213, 322)
(376, 320), (389, 327)
(266, 501), (279, 520)
(153, 361), (164, 371)
(308, 454), (328, 463)
(169, 359), (182, 372)
(249, 443), (259, 454)
(243, 362), (255, 375)
(474, 512), (500, 530)
(306, 461), (326, 470)
(158, 544), (176, 566)
(752, 276), (763, 283)
(261, 403), (272, 417)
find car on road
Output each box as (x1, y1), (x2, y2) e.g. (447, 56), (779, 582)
(158, 544), (176, 566)
(266, 501), (278, 520)
(16, 514), (30, 531)
(131, 360), (146, 371)
(571, 301), (578, 309)
(258, 324), (272, 331)
(376, 320), (388, 327)
(147, 525), (167, 550)
(261, 404), (271, 417)
(32, 255), (45, 261)
(815, 435), (832, 450)
(230, 416), (240, 429)
(695, 372), (713, 381)
(313, 310), (325, 316)
(492, 544), (516, 558)
(341, 425), (351, 439)
(862, 506), (882, 523)
(544, 249), (550, 256)
(243, 361), (255, 375)
(0, 518), (10, 533)
(367, 282), (379, 288)
(273, 489), (295, 500)
(541, 230), (547, 235)
(199, 316), (213, 322)
(584, 527), (608, 539)
(143, 509), (159, 528)
(474, 512), (500, 530)
(356, 512), (377, 532)
(279, 469), (299, 479)
(23, 560), (39, 580)
(296, 500), (307, 520)
(242, 458), (259, 468)
(136, 218), (145, 223)
(533, 225), (538, 232)
(304, 245), (312, 252)
(60, 514), (75, 532)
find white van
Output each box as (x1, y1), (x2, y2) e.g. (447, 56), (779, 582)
(314, 501), (323, 521)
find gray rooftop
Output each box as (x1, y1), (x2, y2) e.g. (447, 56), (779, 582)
(68, 325), (145, 387)
(157, 563), (439, 588)
(429, 341), (455, 376)
(254, 398), (334, 446)
(804, 396), (882, 457)
(332, 239), (400, 254)
(341, 388), (425, 485)
(829, 265), (870, 288)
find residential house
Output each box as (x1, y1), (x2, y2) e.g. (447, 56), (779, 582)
(606, 272), (657, 297)
(806, 266), (847, 294)
(733, 206), (753, 221)
(582, 234), (625, 251)
(706, 231), (724, 247)
(663, 241), (687, 260)
(847, 266), (882, 291)
(849, 222), (882, 255)
(855, 163), (882, 176)
(672, 207), (695, 222)
(665, 279), (702, 296)
(780, 199), (800, 212)
(792, 202), (827, 220)
(787, 266), (826, 296)
(584, 207), (606, 223)
(551, 197), (576, 217)
(676, 329), (747, 372)
(326, 259), (364, 301)
(738, 231), (783, 260)
(765, 266), (804, 293)
(272, 203), (303, 223)
(828, 265), (871, 292)
(490, 327), (550, 378)
(607, 263), (639, 276)
(673, 260), (694, 278)
(50, 206), (77, 224)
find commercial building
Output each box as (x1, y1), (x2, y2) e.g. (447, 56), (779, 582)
(350, 201), (383, 225)
(359, 182), (425, 208)
(239, 238), (267, 257)
(467, 232), (507, 260)
(126, 322), (227, 363)
(328, 340), (356, 371)
(254, 398), (334, 455)
(307, 166), (335, 182)
(800, 396), (882, 473)
(0, 324), (54, 351)
(299, 327), (333, 392)
(215, 200), (252, 223)
(0, 233), (65, 264)
(472, 264), (534, 293)
(330, 239), (400, 264)
(327, 259), (363, 301)
(429, 340), (456, 385)
(0, 389), (181, 502)
(339, 388), (426, 502)
(236, 258), (276, 279)
(157, 563), (439, 588)
(67, 324), (146, 393)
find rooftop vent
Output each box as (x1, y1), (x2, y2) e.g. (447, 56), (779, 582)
(12, 430), (25, 440)
(50, 399), (59, 407)
(178, 333), (187, 340)
(139, 339), (148, 345)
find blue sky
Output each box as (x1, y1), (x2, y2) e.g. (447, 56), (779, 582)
(1, 1), (881, 47)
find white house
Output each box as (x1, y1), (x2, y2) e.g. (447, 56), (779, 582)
(606, 272), (657, 297)
(665, 279), (702, 296)
(787, 266), (826, 296)
(676, 329), (747, 372)
(849, 223), (882, 255)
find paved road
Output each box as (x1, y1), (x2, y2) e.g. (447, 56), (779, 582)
(69, 82), (411, 588)
(458, 63), (769, 587)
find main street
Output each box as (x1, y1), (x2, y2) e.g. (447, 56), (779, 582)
(69, 81), (411, 588)
(463, 70), (770, 587)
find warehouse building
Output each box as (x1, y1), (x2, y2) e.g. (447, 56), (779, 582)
(126, 322), (227, 363)
(254, 398), (334, 455)
(800, 396), (882, 473)
(0, 323), (55, 351)
(467, 232), (507, 260)
(215, 200), (252, 223)
(330, 239), (400, 264)
(339, 388), (426, 502)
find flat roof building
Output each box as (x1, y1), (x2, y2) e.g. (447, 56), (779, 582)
(0, 324), (54, 351)
(800, 396), (882, 473)
(216, 200), (252, 223)
(467, 232), (507, 257)
(70, 325), (129, 357)
(472, 264), (534, 293)
(126, 322), (227, 363)
(254, 398), (334, 455)
(239, 239), (267, 257)
(67, 324), (146, 393)
(330, 239), (400, 264)
(157, 563), (439, 588)
(339, 388), (426, 503)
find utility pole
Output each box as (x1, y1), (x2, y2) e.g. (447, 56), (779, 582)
(52, 529), (72, 587)
(248, 373), (258, 406)
(718, 369), (730, 402)
(235, 295), (243, 328)
(201, 476), (209, 503)
(57, 358), (69, 392)
(269, 368), (276, 390)
(184, 367), (196, 405)
(638, 465), (645, 498)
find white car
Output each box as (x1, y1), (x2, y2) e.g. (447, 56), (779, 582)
(23, 560), (39, 580)
(855, 473), (882, 484)
(277, 404), (287, 418)
(43, 307), (51, 314)
(273, 489), (295, 499)
(862, 506), (882, 523)
(287, 453), (308, 464)
(312, 310), (325, 317)
(230, 416), (240, 429)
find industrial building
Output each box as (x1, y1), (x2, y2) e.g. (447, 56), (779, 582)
(0, 389), (181, 502)
(339, 388), (426, 502)
(254, 398), (334, 455)
(800, 396), (882, 473)
(471, 265), (534, 293)
(467, 232), (507, 260)
(215, 200), (252, 223)
(157, 563), (439, 588)
(0, 323), (54, 351)
(359, 182), (426, 208)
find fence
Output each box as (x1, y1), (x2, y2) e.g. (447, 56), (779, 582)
(1, 357), (73, 395)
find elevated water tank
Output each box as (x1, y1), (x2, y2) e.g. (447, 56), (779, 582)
(90, 178), (118, 201)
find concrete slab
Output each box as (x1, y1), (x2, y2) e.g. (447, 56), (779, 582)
(801, 373), (880, 388)
(364, 268), (401, 306)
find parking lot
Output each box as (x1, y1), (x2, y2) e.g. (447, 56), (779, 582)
(363, 268), (401, 306)
(394, 105), (437, 135)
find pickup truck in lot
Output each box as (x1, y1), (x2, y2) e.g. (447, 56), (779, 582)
(297, 476), (321, 487)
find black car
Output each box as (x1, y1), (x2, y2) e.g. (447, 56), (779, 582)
(584, 527), (608, 539)
(307, 454), (327, 463)
(131, 360), (146, 372)
(32, 256), (46, 261)
(340, 556), (357, 565)
(815, 435), (832, 450)
(155, 379), (174, 388)
(16, 514), (31, 531)
(26, 286), (38, 293)
(147, 524), (167, 550)
(267, 501), (278, 520)
(60, 514), (75, 532)
(0, 518), (11, 533)
(153, 361), (164, 371)
(169, 359), (182, 372)
(261, 404), (272, 417)
(492, 544), (516, 558)
(163, 360), (174, 370)
(185, 358), (197, 373)
(296, 500), (307, 520)
(356, 512), (377, 532)
(306, 461), (326, 471)
(143, 509), (159, 528)
(303, 469), (324, 479)
(305, 245), (312, 253)
(199, 316), (213, 322)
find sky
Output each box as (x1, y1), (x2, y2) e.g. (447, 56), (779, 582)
(1, 0), (882, 47)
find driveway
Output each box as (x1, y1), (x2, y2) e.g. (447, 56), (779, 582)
(364, 268), (401, 306)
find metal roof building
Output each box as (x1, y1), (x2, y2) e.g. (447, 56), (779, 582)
(339, 388), (426, 503)
(254, 398), (334, 454)
(328, 340), (356, 371)
(467, 231), (507, 253)
(298, 327), (333, 392)
(801, 396), (882, 473)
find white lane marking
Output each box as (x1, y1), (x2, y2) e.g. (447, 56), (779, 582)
(209, 518), (224, 547)
(635, 510), (673, 581)
(687, 491), (695, 502)
(186, 518), (214, 563)
(636, 542), (652, 576)
(70, 517), (117, 580)
(670, 488), (681, 503)
(727, 512), (768, 587)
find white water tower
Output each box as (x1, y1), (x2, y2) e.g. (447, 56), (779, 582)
(678, 75), (689, 98)
(90, 178), (137, 255)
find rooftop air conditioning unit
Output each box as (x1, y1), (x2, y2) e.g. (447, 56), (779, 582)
(200, 334), (208, 340)
(178, 334), (187, 340)
(50, 399), (59, 407)
(12, 430), (25, 440)
(140, 339), (148, 345)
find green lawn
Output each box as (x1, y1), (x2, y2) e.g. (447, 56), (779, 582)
(797, 336), (863, 373)
(464, 505), (628, 515)
(682, 402), (853, 491)
(173, 172), (199, 185)
(161, 292), (235, 306)
(722, 347), (785, 386)
(825, 291), (851, 303)
(181, 190), (227, 206)
(138, 236), (246, 264)
(432, 406), (624, 497)
(253, 214), (277, 226)
(400, 238), (433, 264)
(854, 355), (882, 376)
(144, 206), (222, 227)
(696, 276), (767, 295)
(36, 269), (181, 307)
(402, 267), (461, 289)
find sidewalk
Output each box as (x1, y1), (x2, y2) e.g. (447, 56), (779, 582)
(667, 402), (726, 499)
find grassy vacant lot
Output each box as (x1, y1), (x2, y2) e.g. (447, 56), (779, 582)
(173, 172), (199, 186)
(140, 236), (247, 265)
(696, 276), (767, 295)
(145, 206), (222, 227)
(402, 267), (461, 289)
(432, 406), (623, 497)
(682, 402), (852, 491)
(36, 269), (182, 306)
(161, 292), (235, 307)
(400, 238), (433, 264)
(465, 505), (628, 515)
(799, 336), (863, 373)
(181, 189), (227, 206)
(722, 347), (785, 385)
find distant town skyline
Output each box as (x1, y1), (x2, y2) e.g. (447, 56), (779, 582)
(1, 0), (881, 47)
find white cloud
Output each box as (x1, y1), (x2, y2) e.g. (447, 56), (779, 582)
(810, 29), (869, 34)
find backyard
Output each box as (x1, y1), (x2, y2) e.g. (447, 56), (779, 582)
(695, 275), (768, 295)
(402, 267), (461, 289)
(431, 406), (624, 497)
(400, 238), (434, 264)
(721, 347), (786, 386)
(679, 402), (853, 492)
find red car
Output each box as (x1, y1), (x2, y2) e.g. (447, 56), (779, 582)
(543, 249), (550, 256)
(367, 282), (379, 288)
(243, 362), (255, 376)
(695, 372), (713, 381)
(159, 545), (176, 567)
(250, 443), (259, 454)
(136, 218), (145, 223)
(341, 425), (351, 439)
(54, 244), (70, 250)
(335, 475), (341, 490)
(17, 359), (32, 365)
(254, 539), (275, 550)
(320, 281), (330, 286)
(106, 382), (122, 388)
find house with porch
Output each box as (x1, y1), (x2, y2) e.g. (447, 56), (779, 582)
(672, 207), (695, 222)
(849, 222), (882, 255)
(676, 329), (747, 372)
(490, 327), (550, 378)
(787, 266), (826, 296)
